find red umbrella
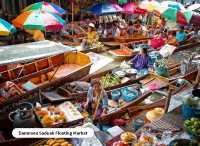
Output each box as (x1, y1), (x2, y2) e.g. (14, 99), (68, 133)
(177, 11), (188, 25)
(123, 2), (146, 14)
(190, 14), (200, 26)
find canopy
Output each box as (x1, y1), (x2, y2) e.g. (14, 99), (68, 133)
(22, 1), (66, 16)
(187, 4), (200, 15)
(162, 8), (192, 25)
(0, 40), (72, 65)
(0, 18), (16, 36)
(161, 1), (185, 11)
(12, 10), (65, 31)
(139, 0), (160, 12)
(123, 2), (146, 14)
(87, 3), (123, 16)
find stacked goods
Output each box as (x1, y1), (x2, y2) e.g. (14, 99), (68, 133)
(37, 139), (72, 146)
(109, 47), (134, 57)
(100, 74), (121, 88)
(184, 118), (200, 139)
(35, 105), (66, 127)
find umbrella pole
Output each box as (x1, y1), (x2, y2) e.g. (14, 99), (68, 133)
(72, 1), (74, 35)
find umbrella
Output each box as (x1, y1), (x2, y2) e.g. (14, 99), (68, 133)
(187, 4), (200, 15)
(187, 4), (200, 11)
(139, 0), (160, 12)
(22, 1), (66, 16)
(161, 1), (185, 11)
(0, 18), (16, 36)
(162, 8), (192, 25)
(123, 2), (146, 14)
(87, 3), (123, 16)
(190, 14), (200, 26)
(12, 10), (65, 31)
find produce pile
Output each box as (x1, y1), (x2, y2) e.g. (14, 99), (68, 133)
(109, 48), (134, 57)
(38, 139), (72, 146)
(35, 105), (66, 127)
(184, 118), (200, 137)
(100, 74), (121, 88)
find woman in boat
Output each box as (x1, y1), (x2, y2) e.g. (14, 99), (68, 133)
(176, 26), (187, 44)
(167, 31), (179, 46)
(129, 46), (152, 70)
(149, 32), (165, 50)
(111, 22), (121, 38)
(127, 21), (135, 36)
(82, 23), (99, 49)
(134, 20), (142, 34)
(84, 79), (108, 120)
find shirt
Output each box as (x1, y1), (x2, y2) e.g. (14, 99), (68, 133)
(87, 31), (99, 45)
(112, 28), (120, 38)
(87, 87), (108, 110)
(131, 54), (152, 70)
(176, 31), (186, 42)
(150, 37), (165, 49)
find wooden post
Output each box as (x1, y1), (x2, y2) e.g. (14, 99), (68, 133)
(164, 88), (172, 113)
(72, 1), (74, 35)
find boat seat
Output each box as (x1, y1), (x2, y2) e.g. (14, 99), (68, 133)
(47, 64), (81, 80)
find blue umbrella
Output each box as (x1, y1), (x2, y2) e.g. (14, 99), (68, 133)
(87, 3), (123, 16)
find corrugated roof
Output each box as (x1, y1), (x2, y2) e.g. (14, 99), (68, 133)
(0, 40), (72, 65)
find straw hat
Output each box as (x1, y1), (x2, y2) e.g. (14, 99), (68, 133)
(88, 23), (95, 28)
(146, 108), (165, 122)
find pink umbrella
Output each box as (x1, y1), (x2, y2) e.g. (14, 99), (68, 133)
(123, 2), (146, 14)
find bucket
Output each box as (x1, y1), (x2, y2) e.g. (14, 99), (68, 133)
(181, 104), (200, 120)
(155, 66), (169, 77)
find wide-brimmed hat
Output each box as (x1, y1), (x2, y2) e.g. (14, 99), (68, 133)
(88, 23), (95, 28)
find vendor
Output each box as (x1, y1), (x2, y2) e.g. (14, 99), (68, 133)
(127, 21), (135, 36)
(84, 79), (108, 120)
(111, 22), (121, 38)
(149, 32), (165, 50)
(176, 26), (187, 43)
(82, 23), (99, 48)
(167, 31), (179, 46)
(129, 46), (152, 70)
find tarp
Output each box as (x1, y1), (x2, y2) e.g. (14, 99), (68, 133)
(0, 40), (72, 65)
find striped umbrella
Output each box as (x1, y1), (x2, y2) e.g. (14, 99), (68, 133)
(162, 7), (192, 25)
(12, 10), (65, 31)
(22, 2), (66, 16)
(0, 18), (16, 36)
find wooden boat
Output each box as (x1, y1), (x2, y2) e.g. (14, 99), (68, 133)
(100, 34), (151, 44)
(175, 40), (200, 52)
(105, 91), (174, 146)
(1, 51), (92, 84)
(41, 68), (148, 103)
(95, 89), (170, 124)
(0, 51), (92, 107)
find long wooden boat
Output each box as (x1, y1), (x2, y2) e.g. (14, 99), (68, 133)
(95, 90), (169, 124)
(41, 68), (148, 103)
(0, 51), (92, 107)
(100, 34), (151, 43)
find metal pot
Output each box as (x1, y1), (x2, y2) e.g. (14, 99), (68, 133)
(9, 102), (36, 128)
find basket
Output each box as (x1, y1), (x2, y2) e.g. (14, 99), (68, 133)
(181, 104), (200, 120)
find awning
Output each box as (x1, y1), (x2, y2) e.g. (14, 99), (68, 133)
(0, 40), (72, 65)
